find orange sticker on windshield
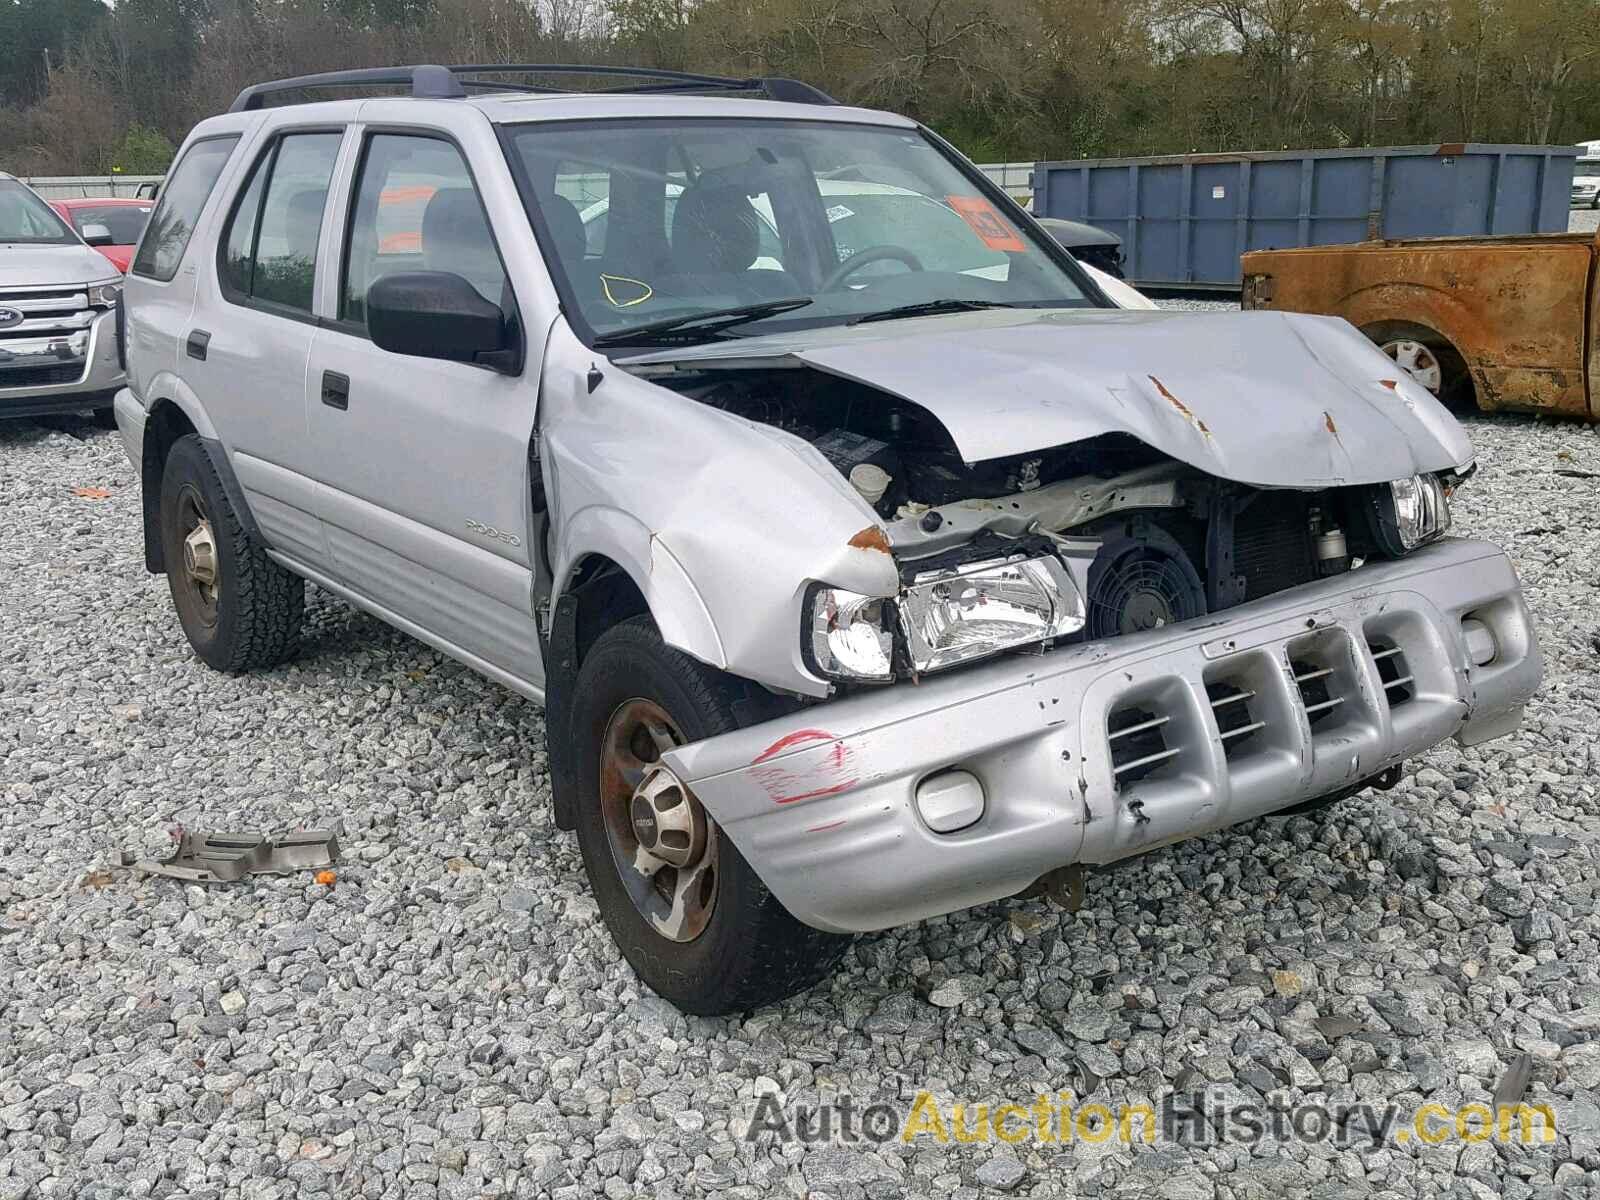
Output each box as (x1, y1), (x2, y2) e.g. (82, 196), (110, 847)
(947, 196), (1026, 252)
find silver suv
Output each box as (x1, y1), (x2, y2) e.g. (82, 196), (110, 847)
(114, 65), (1541, 1014)
(0, 172), (126, 422)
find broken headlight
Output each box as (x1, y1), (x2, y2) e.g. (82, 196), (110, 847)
(806, 587), (895, 682)
(898, 553), (1086, 674)
(1369, 473), (1452, 556)
(805, 553), (1087, 683)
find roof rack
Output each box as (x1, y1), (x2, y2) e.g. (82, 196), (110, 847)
(228, 64), (835, 113)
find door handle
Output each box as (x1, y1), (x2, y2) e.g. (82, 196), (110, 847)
(185, 329), (210, 361)
(321, 370), (350, 411)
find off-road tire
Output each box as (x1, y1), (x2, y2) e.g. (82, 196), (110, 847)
(571, 616), (848, 1014)
(159, 434), (303, 671)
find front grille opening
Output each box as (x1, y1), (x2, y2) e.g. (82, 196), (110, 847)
(1233, 493), (1317, 602)
(1368, 639), (1414, 707)
(1291, 658), (1344, 728)
(0, 363), (84, 389)
(1206, 679), (1267, 759)
(1108, 705), (1179, 785)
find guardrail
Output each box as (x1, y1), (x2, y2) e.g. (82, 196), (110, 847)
(976, 162), (1033, 206)
(19, 174), (163, 200)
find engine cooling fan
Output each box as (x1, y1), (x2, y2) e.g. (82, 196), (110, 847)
(1086, 524), (1208, 639)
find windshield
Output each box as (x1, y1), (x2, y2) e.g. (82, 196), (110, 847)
(0, 180), (76, 245)
(66, 204), (153, 244)
(505, 119), (1096, 345)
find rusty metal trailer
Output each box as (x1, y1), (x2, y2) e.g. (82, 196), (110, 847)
(1033, 143), (1579, 290)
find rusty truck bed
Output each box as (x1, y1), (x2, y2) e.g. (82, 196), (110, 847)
(1241, 232), (1600, 419)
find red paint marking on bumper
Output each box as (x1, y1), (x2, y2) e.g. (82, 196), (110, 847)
(805, 819), (848, 833)
(753, 728), (835, 764)
(774, 781), (857, 806)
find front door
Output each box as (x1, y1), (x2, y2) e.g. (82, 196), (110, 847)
(305, 130), (543, 687)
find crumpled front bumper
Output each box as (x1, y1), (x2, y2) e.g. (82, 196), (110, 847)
(662, 538), (1541, 933)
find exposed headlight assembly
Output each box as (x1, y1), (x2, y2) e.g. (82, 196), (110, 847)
(807, 588), (895, 682)
(1369, 473), (1451, 555)
(899, 553), (1086, 673)
(805, 553), (1087, 683)
(86, 280), (123, 308)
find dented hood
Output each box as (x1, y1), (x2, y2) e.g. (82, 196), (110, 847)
(623, 308), (1474, 487)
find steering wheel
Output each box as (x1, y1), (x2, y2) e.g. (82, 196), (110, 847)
(822, 245), (925, 291)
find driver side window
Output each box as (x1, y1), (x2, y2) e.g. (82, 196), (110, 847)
(341, 134), (507, 328)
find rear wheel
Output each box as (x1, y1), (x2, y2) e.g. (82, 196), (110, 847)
(1378, 338), (1443, 394)
(1366, 323), (1475, 411)
(159, 435), (304, 671)
(571, 616), (848, 1014)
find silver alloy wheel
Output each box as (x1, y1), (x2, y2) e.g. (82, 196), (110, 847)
(598, 699), (719, 942)
(1379, 338), (1443, 395)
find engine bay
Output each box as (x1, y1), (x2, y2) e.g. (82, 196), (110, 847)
(639, 361), (1391, 638)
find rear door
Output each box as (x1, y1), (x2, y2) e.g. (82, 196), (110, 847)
(183, 126), (349, 572)
(125, 134), (242, 404)
(304, 125), (543, 686)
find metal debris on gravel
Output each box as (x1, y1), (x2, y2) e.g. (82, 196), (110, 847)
(2, 336), (1599, 1198)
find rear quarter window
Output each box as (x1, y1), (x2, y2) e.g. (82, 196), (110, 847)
(131, 136), (240, 282)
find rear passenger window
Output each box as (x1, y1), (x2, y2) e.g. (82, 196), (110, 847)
(219, 152), (270, 298)
(342, 134), (506, 327)
(131, 136), (239, 282)
(219, 132), (342, 314)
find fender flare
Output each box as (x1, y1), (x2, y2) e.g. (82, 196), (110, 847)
(140, 382), (265, 572)
(551, 505), (727, 671)
(541, 508), (728, 831)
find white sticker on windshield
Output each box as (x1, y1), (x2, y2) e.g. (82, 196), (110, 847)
(825, 204), (855, 223)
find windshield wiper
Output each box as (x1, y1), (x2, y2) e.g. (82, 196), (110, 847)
(593, 297), (814, 348)
(847, 298), (1019, 326)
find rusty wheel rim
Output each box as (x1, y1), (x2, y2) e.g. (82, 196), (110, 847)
(175, 485), (219, 627)
(598, 699), (719, 943)
(1380, 339), (1443, 395)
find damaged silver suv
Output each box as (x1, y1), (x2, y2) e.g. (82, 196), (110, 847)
(114, 65), (1542, 1014)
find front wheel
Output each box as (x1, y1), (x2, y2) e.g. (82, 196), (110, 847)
(159, 435), (304, 671)
(570, 617), (848, 1014)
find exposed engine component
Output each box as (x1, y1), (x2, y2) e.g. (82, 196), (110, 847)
(1084, 522), (1207, 639)
(638, 363), (1169, 519)
(810, 428), (899, 509)
(638, 361), (1380, 635)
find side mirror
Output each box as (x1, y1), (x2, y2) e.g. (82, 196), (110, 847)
(367, 271), (515, 370)
(81, 223), (114, 247)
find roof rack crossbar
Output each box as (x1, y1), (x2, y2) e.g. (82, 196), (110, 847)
(228, 64), (835, 113)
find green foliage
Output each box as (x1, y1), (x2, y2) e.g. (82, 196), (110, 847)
(114, 123), (175, 174)
(0, 0), (111, 107)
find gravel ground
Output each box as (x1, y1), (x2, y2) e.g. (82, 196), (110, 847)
(4, 380), (1600, 1199)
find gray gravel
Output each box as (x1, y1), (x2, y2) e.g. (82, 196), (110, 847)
(3, 390), (1600, 1199)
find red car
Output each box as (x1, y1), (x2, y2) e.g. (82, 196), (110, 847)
(47, 197), (154, 273)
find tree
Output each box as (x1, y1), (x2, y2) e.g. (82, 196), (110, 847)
(0, 0), (110, 107)
(114, 122), (176, 173)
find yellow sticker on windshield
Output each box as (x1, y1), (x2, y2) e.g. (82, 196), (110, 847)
(947, 196), (1026, 253)
(599, 273), (654, 308)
